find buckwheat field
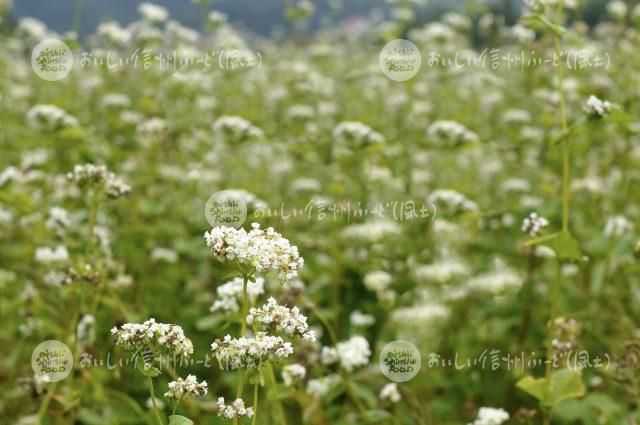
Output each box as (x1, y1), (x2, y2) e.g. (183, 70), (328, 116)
(1, 0), (640, 423)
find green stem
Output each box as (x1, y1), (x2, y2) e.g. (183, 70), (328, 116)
(85, 195), (99, 256)
(310, 303), (338, 345)
(251, 376), (259, 425)
(37, 381), (59, 424)
(241, 275), (249, 337)
(551, 3), (570, 231)
(147, 376), (164, 425)
(233, 370), (247, 425)
(265, 362), (287, 425)
(544, 261), (562, 424)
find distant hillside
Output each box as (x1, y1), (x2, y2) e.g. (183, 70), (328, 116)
(12, 0), (388, 37)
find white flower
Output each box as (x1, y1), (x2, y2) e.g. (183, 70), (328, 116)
(210, 276), (265, 315)
(111, 318), (194, 360)
(584, 95), (612, 117)
(246, 297), (316, 342)
(208, 10), (228, 25)
(150, 247), (178, 263)
(164, 375), (208, 400)
(213, 116), (264, 142)
(363, 270), (393, 293)
(607, 0), (627, 19)
(307, 374), (342, 398)
(427, 120), (479, 146)
(466, 259), (522, 294)
(341, 221), (402, 244)
(216, 397), (254, 419)
(67, 164), (131, 199)
(604, 215), (634, 237)
(521, 212), (549, 236)
(350, 310), (375, 327)
(45, 207), (71, 230)
(333, 121), (385, 149)
(35, 246), (69, 264)
(282, 363), (306, 386)
(210, 332), (293, 370)
(323, 335), (372, 372)
(204, 223), (304, 283)
(145, 397), (165, 410)
(77, 314), (96, 345)
(138, 2), (169, 22)
(136, 117), (167, 137)
(414, 259), (470, 284)
(380, 383), (401, 403)
(18, 17), (47, 39)
(427, 189), (478, 214)
(26, 104), (78, 129)
(469, 407), (509, 425)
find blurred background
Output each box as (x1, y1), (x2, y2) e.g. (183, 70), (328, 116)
(10, 0), (612, 39)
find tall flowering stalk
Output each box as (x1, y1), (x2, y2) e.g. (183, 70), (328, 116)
(516, 1), (622, 421)
(205, 223), (308, 424)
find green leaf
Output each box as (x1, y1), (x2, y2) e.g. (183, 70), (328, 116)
(136, 358), (161, 377)
(606, 109), (636, 124)
(169, 415), (194, 425)
(526, 231), (581, 261)
(362, 409), (392, 423)
(521, 14), (566, 37)
(517, 369), (585, 406)
(516, 375), (547, 402)
(551, 118), (587, 145)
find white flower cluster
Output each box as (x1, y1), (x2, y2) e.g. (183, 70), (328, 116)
(26, 104), (78, 129)
(604, 215), (634, 237)
(164, 375), (208, 400)
(468, 407), (509, 425)
(350, 310), (375, 327)
(428, 189), (478, 214)
(380, 383), (401, 403)
(35, 246), (69, 264)
(414, 259), (470, 284)
(216, 397), (254, 419)
(96, 21), (131, 45)
(307, 374), (342, 398)
(210, 276), (265, 315)
(136, 117), (167, 137)
(67, 164), (132, 199)
(204, 223), (304, 282)
(246, 297), (316, 342)
(111, 318), (194, 359)
(584, 95), (612, 117)
(521, 212), (549, 236)
(138, 2), (168, 22)
(333, 121), (385, 149)
(427, 120), (479, 146)
(46, 207), (71, 230)
(208, 10), (228, 25)
(466, 263), (522, 294)
(363, 270), (393, 293)
(282, 363), (306, 386)
(213, 115), (264, 142)
(341, 220), (402, 244)
(210, 332), (293, 370)
(321, 335), (371, 372)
